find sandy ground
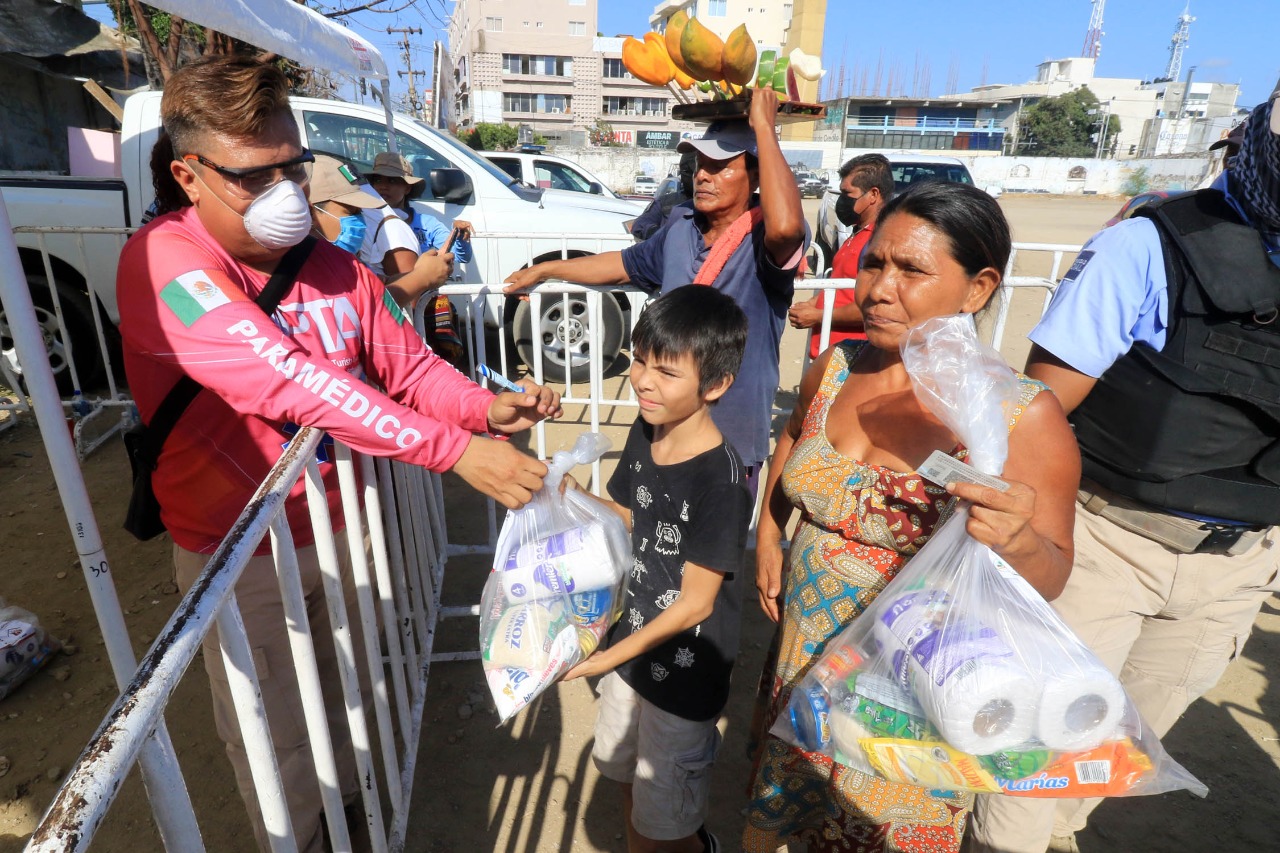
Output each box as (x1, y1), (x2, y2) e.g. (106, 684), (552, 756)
(3, 194), (1279, 853)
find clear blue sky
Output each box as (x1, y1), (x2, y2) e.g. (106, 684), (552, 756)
(87, 1), (1278, 109)
(598, 0), (1279, 108)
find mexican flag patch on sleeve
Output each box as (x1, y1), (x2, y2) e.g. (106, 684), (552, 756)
(160, 271), (237, 327)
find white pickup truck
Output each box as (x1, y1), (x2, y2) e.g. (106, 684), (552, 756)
(2, 93), (643, 389)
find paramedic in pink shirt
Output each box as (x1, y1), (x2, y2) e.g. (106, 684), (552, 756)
(118, 55), (560, 851)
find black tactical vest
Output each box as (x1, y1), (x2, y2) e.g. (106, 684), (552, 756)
(1068, 190), (1280, 526)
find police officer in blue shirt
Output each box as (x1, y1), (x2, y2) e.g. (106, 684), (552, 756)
(970, 86), (1280, 853)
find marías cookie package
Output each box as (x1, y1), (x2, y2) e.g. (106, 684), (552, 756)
(480, 432), (631, 722)
(771, 316), (1208, 799)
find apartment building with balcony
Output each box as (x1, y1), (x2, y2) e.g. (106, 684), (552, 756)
(447, 0), (692, 147)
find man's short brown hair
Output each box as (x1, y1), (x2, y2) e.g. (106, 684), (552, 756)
(161, 55), (293, 157)
(839, 153), (894, 199)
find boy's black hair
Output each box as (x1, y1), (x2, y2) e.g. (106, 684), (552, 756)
(630, 285), (748, 397)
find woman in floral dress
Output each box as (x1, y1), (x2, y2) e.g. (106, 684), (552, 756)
(743, 182), (1081, 853)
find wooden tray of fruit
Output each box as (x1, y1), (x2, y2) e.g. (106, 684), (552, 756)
(672, 95), (826, 124)
(622, 13), (826, 125)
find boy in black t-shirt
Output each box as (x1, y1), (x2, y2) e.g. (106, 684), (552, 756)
(563, 285), (752, 853)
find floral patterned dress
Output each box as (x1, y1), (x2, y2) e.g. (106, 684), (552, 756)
(743, 341), (1046, 853)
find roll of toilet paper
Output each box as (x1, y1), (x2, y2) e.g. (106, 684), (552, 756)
(921, 655), (1038, 755)
(499, 524), (621, 602)
(875, 593), (1038, 755)
(482, 599), (570, 671)
(1036, 664), (1126, 751)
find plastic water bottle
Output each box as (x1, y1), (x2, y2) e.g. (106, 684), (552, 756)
(71, 390), (91, 419)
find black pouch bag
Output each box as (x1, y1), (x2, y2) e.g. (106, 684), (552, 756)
(123, 237), (316, 540)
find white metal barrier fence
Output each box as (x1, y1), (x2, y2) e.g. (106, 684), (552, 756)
(25, 427), (453, 852)
(1, 226), (137, 456)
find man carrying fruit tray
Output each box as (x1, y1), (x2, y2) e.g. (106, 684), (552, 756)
(505, 88), (808, 495)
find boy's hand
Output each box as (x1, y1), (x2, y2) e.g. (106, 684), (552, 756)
(487, 382), (563, 433)
(563, 652), (607, 681)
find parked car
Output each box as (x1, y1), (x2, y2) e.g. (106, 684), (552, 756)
(632, 175), (659, 197)
(795, 171), (827, 198)
(815, 154), (982, 275)
(1104, 190), (1177, 227)
(1, 94), (643, 387)
(482, 150), (626, 201)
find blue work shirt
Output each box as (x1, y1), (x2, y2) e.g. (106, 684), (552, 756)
(1030, 173), (1246, 378)
(621, 200), (805, 465)
(398, 207), (472, 263)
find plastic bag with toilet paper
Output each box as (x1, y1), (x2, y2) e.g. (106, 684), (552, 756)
(480, 432), (632, 723)
(770, 316), (1207, 799)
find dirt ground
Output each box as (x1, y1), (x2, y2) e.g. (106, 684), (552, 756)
(3, 194), (1279, 853)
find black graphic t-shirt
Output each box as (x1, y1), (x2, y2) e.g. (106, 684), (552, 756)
(605, 418), (752, 721)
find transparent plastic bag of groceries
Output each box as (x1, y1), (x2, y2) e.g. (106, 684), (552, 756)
(1, 596), (62, 702)
(770, 315), (1207, 799)
(480, 432), (632, 722)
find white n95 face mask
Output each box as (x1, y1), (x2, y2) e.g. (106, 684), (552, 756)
(240, 180), (313, 250)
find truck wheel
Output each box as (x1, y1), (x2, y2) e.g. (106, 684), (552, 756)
(512, 293), (625, 385)
(0, 276), (105, 395)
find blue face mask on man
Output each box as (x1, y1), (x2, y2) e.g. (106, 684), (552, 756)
(315, 206), (367, 255)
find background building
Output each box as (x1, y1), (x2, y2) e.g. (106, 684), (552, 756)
(936, 57), (1241, 158)
(448, 0), (697, 147)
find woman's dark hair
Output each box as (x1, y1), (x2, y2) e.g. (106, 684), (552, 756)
(149, 131), (191, 214)
(875, 181), (1012, 281)
(631, 285), (748, 396)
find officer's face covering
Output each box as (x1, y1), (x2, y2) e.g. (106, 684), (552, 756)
(1231, 98), (1280, 234)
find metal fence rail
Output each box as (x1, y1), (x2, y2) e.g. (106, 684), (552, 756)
(2, 226), (137, 456)
(25, 427), (452, 853)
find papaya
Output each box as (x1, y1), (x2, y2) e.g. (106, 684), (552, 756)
(645, 32), (695, 89)
(664, 11), (696, 78)
(721, 24), (757, 86)
(622, 35), (673, 87)
(679, 16), (725, 81)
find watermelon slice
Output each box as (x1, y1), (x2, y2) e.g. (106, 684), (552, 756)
(756, 50), (777, 89)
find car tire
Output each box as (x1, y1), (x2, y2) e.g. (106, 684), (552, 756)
(0, 275), (105, 395)
(512, 292), (625, 385)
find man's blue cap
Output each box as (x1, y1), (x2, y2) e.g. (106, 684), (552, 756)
(677, 121), (759, 161)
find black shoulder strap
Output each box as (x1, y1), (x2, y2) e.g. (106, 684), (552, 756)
(144, 236), (317, 455)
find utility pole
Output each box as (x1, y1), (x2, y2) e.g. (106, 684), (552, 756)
(387, 25), (424, 118)
(1095, 97), (1114, 159)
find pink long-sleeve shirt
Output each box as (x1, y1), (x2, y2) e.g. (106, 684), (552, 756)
(118, 207), (494, 553)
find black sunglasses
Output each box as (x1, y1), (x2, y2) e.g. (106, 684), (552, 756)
(182, 149), (316, 198)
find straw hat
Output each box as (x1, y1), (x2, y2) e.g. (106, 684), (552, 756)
(367, 152), (426, 199)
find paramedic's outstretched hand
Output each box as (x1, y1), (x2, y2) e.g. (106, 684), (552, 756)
(487, 382), (563, 433)
(452, 436), (547, 509)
